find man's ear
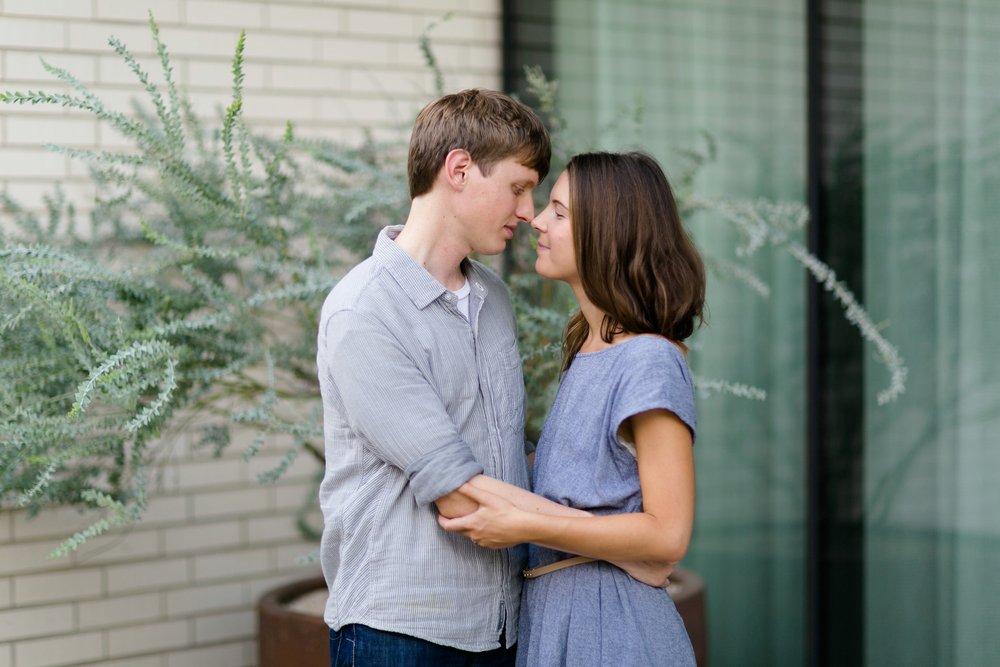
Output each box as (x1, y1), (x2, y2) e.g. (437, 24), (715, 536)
(443, 148), (473, 191)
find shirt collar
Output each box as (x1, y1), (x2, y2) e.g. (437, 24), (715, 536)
(374, 225), (478, 310)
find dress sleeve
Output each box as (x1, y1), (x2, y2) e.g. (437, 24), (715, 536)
(321, 308), (484, 506)
(610, 339), (697, 453)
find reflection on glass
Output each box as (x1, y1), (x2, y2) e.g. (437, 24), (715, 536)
(863, 2), (1000, 665)
(552, 1), (807, 664)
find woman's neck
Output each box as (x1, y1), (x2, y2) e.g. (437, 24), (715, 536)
(571, 284), (623, 353)
(569, 282), (686, 356)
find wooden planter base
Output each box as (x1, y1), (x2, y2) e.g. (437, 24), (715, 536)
(258, 569), (707, 666)
(258, 576), (329, 667)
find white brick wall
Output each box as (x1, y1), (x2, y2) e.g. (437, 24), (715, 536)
(0, 3), (503, 666)
(0, 431), (328, 666)
(0, 0), (503, 211)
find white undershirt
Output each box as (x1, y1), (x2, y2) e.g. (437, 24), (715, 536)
(448, 280), (471, 321)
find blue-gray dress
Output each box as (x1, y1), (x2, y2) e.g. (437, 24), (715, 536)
(517, 336), (697, 667)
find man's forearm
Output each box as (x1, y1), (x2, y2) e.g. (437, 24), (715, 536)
(435, 487), (480, 518)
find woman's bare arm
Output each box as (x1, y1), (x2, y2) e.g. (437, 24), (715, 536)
(438, 409), (694, 585)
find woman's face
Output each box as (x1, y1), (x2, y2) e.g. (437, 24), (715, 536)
(531, 170), (578, 284)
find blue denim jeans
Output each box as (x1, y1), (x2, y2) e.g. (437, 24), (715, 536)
(330, 624), (516, 667)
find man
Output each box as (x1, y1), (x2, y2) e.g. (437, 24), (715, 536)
(316, 88), (550, 666)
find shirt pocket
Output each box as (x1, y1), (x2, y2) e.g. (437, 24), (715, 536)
(488, 339), (526, 436)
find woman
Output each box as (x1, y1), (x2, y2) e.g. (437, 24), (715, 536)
(439, 151), (705, 666)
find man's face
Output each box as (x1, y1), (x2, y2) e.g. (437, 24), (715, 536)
(460, 157), (539, 256)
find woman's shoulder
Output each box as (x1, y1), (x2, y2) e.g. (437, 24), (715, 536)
(618, 334), (688, 363)
(614, 335), (693, 387)
(606, 335), (698, 441)
(570, 335), (690, 383)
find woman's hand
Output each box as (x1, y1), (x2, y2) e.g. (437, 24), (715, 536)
(610, 559), (676, 588)
(437, 482), (531, 549)
(438, 478), (675, 587)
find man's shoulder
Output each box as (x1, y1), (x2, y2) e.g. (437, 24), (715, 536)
(322, 257), (392, 312)
(318, 257), (395, 333)
(467, 259), (510, 298)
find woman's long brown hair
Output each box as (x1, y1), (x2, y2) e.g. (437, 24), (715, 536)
(562, 152), (705, 371)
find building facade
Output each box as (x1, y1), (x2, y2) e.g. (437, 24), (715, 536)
(506, 1), (1000, 665)
(3, 1), (999, 666)
(0, 2), (501, 666)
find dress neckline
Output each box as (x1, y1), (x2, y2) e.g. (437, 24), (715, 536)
(574, 334), (685, 359)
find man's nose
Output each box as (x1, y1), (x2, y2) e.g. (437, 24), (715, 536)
(516, 196), (535, 223)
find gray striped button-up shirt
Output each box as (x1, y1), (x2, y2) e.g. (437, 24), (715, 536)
(316, 225), (530, 651)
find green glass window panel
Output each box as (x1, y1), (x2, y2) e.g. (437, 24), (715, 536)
(863, 2), (1000, 666)
(550, 1), (807, 664)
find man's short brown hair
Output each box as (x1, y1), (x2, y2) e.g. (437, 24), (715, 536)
(407, 88), (551, 198)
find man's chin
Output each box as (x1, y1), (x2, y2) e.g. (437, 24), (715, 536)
(473, 241), (507, 256)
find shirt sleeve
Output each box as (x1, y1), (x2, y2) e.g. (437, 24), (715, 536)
(610, 339), (697, 451)
(322, 308), (484, 506)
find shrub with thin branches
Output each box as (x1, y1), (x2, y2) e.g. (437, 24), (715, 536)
(0, 15), (905, 555)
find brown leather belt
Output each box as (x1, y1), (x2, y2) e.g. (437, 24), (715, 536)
(522, 555), (596, 579)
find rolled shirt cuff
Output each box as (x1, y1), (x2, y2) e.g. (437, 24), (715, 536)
(405, 441), (484, 507)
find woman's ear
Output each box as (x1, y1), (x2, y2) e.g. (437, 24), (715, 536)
(443, 148), (473, 191)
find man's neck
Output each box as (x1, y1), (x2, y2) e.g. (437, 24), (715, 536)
(395, 199), (470, 291)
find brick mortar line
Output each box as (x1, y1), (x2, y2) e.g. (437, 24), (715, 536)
(0, 532), (284, 557)
(3, 517), (313, 544)
(87, 635), (259, 664)
(0, 16), (500, 38)
(0, 47), (502, 66)
(0, 87), (498, 109)
(7, 624), (259, 663)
